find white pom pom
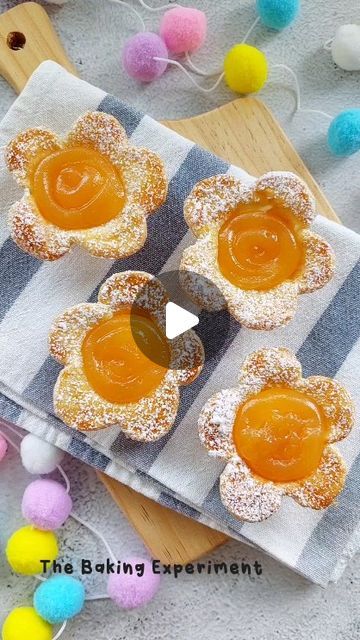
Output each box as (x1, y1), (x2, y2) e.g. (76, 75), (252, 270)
(20, 434), (64, 474)
(331, 24), (360, 71)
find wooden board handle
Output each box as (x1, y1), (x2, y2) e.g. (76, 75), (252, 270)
(0, 1), (76, 94)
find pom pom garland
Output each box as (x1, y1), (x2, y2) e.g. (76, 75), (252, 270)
(256, 0), (300, 30)
(107, 557), (161, 609)
(22, 479), (73, 530)
(327, 109), (360, 157)
(20, 433), (64, 474)
(0, 433), (8, 461)
(34, 576), (85, 624)
(159, 7), (207, 54)
(1, 428), (162, 640)
(2, 607), (53, 640)
(111, 0), (360, 156)
(122, 32), (168, 82)
(6, 526), (58, 576)
(330, 24), (360, 71)
(224, 43), (268, 94)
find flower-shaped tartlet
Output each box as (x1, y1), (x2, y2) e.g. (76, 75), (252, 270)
(180, 172), (335, 330)
(199, 348), (355, 522)
(5, 111), (167, 260)
(49, 271), (204, 441)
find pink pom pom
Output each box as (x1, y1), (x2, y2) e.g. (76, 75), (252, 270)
(107, 557), (161, 609)
(22, 479), (73, 531)
(122, 32), (168, 82)
(160, 7), (207, 55)
(0, 434), (8, 462)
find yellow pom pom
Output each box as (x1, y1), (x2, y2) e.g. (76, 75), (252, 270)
(2, 607), (52, 640)
(6, 526), (58, 575)
(224, 43), (268, 94)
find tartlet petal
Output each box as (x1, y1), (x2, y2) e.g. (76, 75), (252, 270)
(240, 347), (302, 387)
(53, 365), (180, 441)
(77, 207), (147, 259)
(287, 446), (347, 509)
(5, 129), (61, 186)
(98, 270), (168, 320)
(227, 283), (298, 331)
(117, 374), (180, 442)
(118, 147), (168, 214)
(66, 111), (128, 160)
(170, 330), (205, 385)
(198, 389), (241, 458)
(184, 174), (252, 236)
(180, 235), (227, 311)
(220, 458), (283, 522)
(298, 231), (335, 294)
(9, 197), (70, 261)
(255, 172), (316, 226)
(295, 376), (355, 443)
(53, 364), (117, 431)
(49, 303), (112, 366)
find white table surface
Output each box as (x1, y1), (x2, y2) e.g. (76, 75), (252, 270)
(1, 1), (360, 639)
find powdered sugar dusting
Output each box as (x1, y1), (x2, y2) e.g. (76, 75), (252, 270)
(295, 375), (355, 443)
(298, 230), (335, 293)
(185, 174), (253, 235)
(220, 458), (283, 523)
(9, 195), (70, 260)
(289, 446), (347, 510)
(66, 111), (128, 160)
(5, 128), (61, 185)
(255, 171), (316, 225)
(241, 347), (302, 386)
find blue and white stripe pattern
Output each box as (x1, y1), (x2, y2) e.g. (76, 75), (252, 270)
(0, 62), (359, 586)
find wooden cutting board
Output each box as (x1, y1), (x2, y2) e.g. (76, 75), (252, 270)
(0, 2), (339, 564)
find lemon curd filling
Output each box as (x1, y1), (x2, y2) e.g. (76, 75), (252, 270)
(233, 387), (329, 483)
(82, 308), (170, 404)
(31, 147), (126, 230)
(218, 197), (304, 291)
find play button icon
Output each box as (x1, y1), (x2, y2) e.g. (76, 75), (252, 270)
(165, 301), (199, 339)
(131, 269), (231, 371)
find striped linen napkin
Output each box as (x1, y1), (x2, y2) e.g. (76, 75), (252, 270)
(0, 62), (359, 586)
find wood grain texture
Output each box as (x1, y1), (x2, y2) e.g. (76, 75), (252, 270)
(100, 475), (227, 564)
(0, 2), (75, 93)
(0, 0), (340, 565)
(163, 99), (339, 223)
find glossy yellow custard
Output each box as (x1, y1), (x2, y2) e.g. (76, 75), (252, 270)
(218, 197), (304, 291)
(31, 147), (126, 230)
(82, 308), (170, 404)
(233, 387), (329, 482)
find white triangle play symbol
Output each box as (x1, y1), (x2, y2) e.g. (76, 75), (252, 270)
(165, 301), (199, 340)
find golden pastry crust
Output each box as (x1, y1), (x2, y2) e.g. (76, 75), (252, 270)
(180, 172), (335, 330)
(198, 347), (354, 522)
(5, 112), (168, 261)
(49, 271), (204, 441)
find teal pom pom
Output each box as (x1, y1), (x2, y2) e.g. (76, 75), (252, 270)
(327, 109), (360, 157)
(256, 0), (300, 30)
(34, 576), (85, 624)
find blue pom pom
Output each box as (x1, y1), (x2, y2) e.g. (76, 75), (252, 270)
(256, 0), (300, 30)
(327, 110), (360, 157)
(34, 576), (85, 624)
